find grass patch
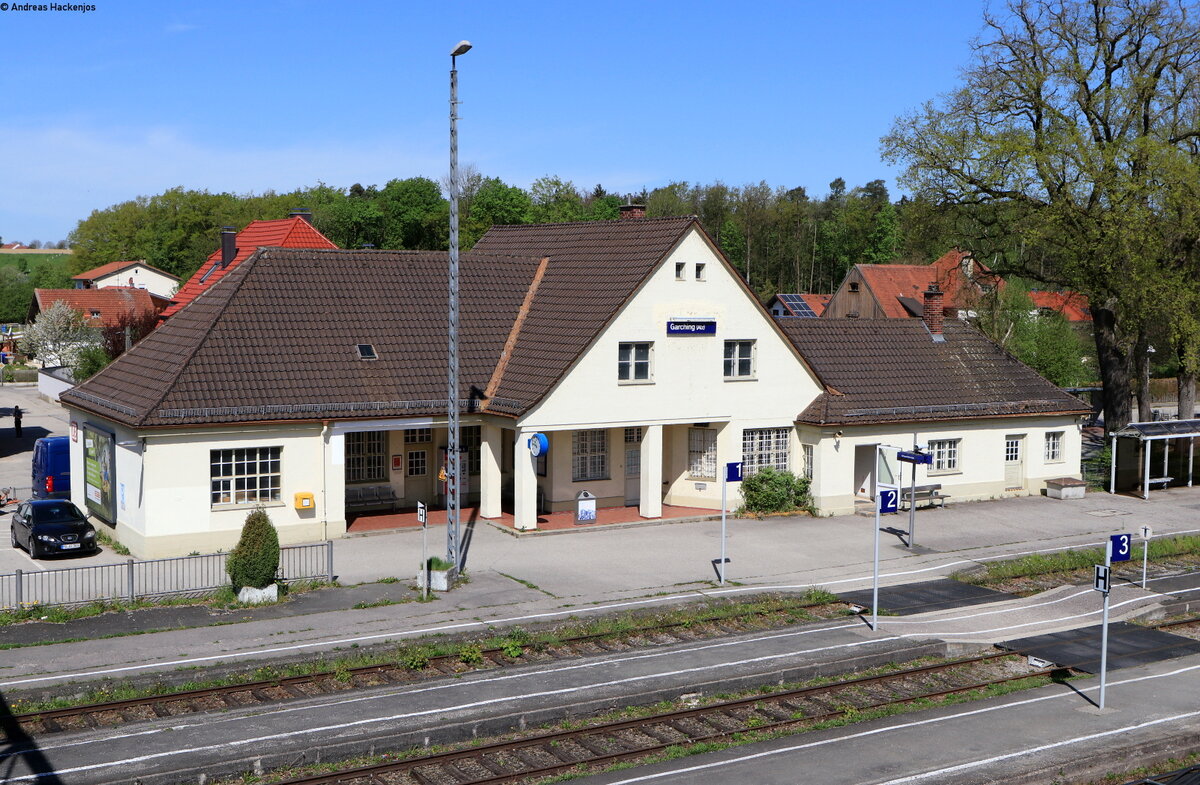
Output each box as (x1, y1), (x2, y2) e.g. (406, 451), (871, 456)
(957, 535), (1200, 584)
(498, 572), (556, 597)
(94, 528), (130, 555)
(12, 590), (843, 715)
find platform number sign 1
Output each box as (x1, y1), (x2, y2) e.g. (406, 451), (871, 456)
(878, 487), (899, 515)
(1110, 533), (1132, 563)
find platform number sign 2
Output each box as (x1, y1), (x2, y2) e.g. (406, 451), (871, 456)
(879, 487), (899, 515)
(1110, 533), (1132, 563)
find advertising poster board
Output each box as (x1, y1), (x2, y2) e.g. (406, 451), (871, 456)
(83, 424), (116, 523)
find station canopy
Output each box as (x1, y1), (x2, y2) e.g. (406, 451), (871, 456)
(1113, 419), (1200, 440)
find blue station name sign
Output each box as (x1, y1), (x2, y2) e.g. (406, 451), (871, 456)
(667, 319), (716, 335)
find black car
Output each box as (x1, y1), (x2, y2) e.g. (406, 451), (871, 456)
(9, 499), (98, 559)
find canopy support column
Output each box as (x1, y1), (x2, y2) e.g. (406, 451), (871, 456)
(1109, 433), (1117, 495)
(1143, 438), (1151, 500)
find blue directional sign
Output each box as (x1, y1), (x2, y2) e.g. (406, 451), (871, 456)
(1110, 533), (1132, 562)
(725, 462), (743, 483)
(879, 486), (899, 514)
(897, 451), (932, 465)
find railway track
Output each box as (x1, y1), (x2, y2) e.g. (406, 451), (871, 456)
(266, 651), (1059, 785)
(14, 597), (852, 735)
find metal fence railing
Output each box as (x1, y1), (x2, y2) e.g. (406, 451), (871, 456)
(0, 541), (334, 610)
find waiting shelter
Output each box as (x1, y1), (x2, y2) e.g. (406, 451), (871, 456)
(1109, 419), (1200, 499)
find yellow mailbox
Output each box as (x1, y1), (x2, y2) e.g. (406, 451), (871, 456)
(294, 492), (315, 510)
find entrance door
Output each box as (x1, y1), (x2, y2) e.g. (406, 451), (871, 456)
(854, 444), (878, 498)
(1004, 435), (1025, 489)
(624, 427), (642, 506)
(406, 448), (433, 506)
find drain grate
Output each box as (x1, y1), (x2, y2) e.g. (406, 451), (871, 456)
(1087, 509), (1133, 517)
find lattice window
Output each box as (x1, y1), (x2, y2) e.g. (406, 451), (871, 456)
(688, 428), (717, 479)
(741, 428), (789, 476)
(1044, 432), (1063, 462)
(930, 439), (960, 471)
(210, 447), (281, 506)
(346, 431), (387, 483)
(404, 428), (432, 444)
(572, 429), (608, 481)
(407, 450), (427, 476)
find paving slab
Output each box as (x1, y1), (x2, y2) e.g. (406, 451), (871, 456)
(838, 578), (1019, 615)
(998, 622), (1200, 673)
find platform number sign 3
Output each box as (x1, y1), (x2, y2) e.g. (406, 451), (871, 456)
(1110, 533), (1132, 563)
(879, 487), (899, 515)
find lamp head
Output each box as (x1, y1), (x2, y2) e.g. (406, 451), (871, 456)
(451, 41), (472, 57)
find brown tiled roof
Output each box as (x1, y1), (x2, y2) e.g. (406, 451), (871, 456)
(159, 217), (338, 320)
(62, 249), (544, 426)
(72, 260), (179, 282)
(471, 217), (697, 410)
(1029, 290), (1092, 322)
(31, 288), (169, 329)
(778, 319), (1089, 425)
(852, 250), (1003, 318)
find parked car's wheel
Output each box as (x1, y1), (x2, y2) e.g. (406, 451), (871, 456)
(29, 539), (43, 559)
(9, 526), (17, 550)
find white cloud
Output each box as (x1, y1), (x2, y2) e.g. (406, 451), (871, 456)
(0, 122), (445, 240)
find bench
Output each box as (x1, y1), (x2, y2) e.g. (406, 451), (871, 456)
(899, 484), (950, 510)
(1146, 476), (1174, 489)
(345, 485), (399, 515)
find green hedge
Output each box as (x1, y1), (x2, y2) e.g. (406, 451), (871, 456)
(739, 466), (811, 514)
(226, 508), (280, 590)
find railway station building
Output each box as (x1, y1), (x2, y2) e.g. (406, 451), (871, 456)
(59, 215), (1090, 557)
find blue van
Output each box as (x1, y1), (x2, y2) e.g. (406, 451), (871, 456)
(32, 436), (71, 499)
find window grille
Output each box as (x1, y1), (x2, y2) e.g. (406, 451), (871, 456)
(573, 429), (608, 481)
(741, 428), (789, 476)
(210, 446), (281, 505)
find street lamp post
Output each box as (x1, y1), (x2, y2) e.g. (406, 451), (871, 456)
(447, 40), (471, 571)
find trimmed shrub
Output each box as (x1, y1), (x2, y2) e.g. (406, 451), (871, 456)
(226, 508), (280, 590)
(738, 466), (811, 514)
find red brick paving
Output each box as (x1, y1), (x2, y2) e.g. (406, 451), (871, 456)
(345, 504), (720, 534)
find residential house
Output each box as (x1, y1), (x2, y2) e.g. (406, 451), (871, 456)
(821, 249), (1002, 320)
(158, 210), (338, 322)
(58, 217), (1088, 558)
(767, 293), (830, 318)
(30, 288), (170, 330)
(72, 260), (180, 299)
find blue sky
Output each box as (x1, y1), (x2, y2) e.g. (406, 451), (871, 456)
(0, 1), (986, 243)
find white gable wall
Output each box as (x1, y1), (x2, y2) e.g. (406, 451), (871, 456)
(519, 227), (823, 511)
(93, 264), (179, 298)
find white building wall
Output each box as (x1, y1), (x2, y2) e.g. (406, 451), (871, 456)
(520, 228), (823, 513)
(94, 265), (179, 298)
(800, 415), (1083, 516)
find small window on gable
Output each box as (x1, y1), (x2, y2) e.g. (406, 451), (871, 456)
(695, 262), (706, 281)
(849, 281), (860, 292)
(675, 262), (686, 280)
(357, 344), (378, 361)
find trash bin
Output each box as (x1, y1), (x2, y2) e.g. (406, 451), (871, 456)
(575, 490), (597, 524)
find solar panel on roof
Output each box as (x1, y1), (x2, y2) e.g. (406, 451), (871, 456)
(778, 294), (818, 318)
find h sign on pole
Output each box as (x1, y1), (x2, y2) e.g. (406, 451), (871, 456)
(1140, 525), (1153, 589)
(418, 501), (429, 601)
(1099, 538), (1113, 710)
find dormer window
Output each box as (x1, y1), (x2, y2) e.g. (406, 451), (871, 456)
(89, 310), (101, 318)
(357, 344), (378, 360)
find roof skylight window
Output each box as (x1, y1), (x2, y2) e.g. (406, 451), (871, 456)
(357, 344), (378, 360)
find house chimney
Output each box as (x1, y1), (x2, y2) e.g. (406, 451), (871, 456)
(220, 227), (237, 269)
(619, 204), (646, 220)
(923, 283), (945, 341)
(289, 208), (313, 225)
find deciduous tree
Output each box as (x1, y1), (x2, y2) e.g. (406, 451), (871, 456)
(883, 0), (1200, 431)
